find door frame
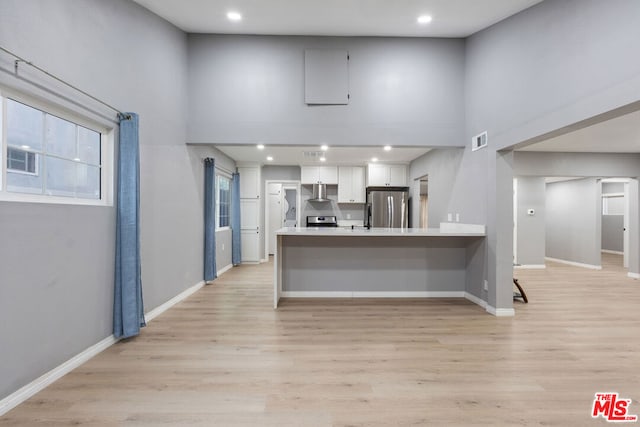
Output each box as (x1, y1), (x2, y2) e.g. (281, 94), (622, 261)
(264, 180), (301, 258)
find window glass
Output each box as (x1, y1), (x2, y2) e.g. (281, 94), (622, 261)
(218, 175), (230, 228)
(77, 125), (101, 165)
(6, 100), (43, 150)
(7, 151), (43, 194)
(4, 98), (103, 201)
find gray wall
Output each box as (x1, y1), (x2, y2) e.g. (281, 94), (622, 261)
(459, 0), (640, 310)
(514, 152), (640, 178)
(602, 215), (624, 252)
(545, 178), (602, 267)
(187, 35), (465, 147)
(409, 148), (464, 228)
(0, 0), (196, 401)
(515, 177), (546, 266)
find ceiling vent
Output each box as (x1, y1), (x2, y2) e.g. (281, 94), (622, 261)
(303, 151), (324, 160)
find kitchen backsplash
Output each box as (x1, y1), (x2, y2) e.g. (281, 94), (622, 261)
(301, 184), (365, 226)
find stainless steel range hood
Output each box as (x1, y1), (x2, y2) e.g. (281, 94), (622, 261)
(309, 183), (330, 202)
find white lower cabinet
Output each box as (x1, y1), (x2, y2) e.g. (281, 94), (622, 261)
(241, 229), (260, 262)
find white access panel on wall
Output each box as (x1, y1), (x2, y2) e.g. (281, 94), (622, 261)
(304, 49), (349, 105)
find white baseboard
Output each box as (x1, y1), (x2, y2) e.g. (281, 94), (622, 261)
(217, 264), (233, 276)
(545, 257), (602, 270)
(628, 272), (640, 279)
(486, 306), (516, 317)
(1, 279), (207, 416)
(145, 280), (205, 322)
(514, 264), (546, 269)
(464, 292), (487, 309)
(601, 250), (624, 255)
(281, 291), (466, 298)
(0, 334), (118, 416)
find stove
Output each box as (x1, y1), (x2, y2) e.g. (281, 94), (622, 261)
(306, 215), (338, 227)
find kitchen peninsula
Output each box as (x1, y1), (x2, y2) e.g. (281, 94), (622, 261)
(273, 225), (486, 308)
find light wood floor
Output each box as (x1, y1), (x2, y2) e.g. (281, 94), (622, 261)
(2, 253), (639, 426)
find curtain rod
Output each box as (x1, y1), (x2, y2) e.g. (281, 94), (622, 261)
(0, 45), (129, 120)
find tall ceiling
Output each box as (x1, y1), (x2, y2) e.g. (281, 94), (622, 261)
(133, 0), (542, 37)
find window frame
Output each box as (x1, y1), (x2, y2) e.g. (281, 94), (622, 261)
(0, 88), (114, 206)
(215, 172), (231, 231)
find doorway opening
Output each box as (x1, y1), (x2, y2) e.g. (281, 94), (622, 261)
(418, 175), (428, 228)
(265, 180), (301, 256)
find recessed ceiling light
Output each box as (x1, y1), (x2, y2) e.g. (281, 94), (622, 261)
(257, 144), (265, 150)
(266, 156), (273, 161)
(73, 157), (81, 162)
(417, 15), (432, 24)
(384, 145), (392, 151)
(320, 144), (328, 151)
(371, 157), (379, 162)
(21, 145), (30, 149)
(319, 156), (326, 162)
(227, 11), (242, 22)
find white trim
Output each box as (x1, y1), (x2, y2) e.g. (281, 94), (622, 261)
(281, 291), (465, 298)
(0, 334), (118, 416)
(486, 306), (516, 317)
(601, 250), (623, 255)
(464, 292), (487, 309)
(217, 264), (233, 276)
(514, 264), (546, 269)
(627, 272), (640, 279)
(545, 257), (602, 270)
(145, 280), (205, 322)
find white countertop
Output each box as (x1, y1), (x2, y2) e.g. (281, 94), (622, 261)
(276, 226), (485, 237)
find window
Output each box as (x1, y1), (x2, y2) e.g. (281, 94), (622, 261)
(1, 94), (112, 205)
(217, 174), (231, 229)
(7, 147), (38, 174)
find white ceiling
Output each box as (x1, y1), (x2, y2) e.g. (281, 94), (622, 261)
(519, 110), (640, 153)
(133, 0), (542, 37)
(216, 145), (430, 166)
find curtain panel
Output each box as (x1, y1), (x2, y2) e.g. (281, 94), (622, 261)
(113, 113), (145, 339)
(204, 158), (217, 282)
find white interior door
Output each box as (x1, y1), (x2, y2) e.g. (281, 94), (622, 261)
(513, 178), (518, 265)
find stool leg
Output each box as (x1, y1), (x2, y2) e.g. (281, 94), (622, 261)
(513, 278), (528, 303)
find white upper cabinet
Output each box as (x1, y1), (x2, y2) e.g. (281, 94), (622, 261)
(367, 164), (407, 187)
(338, 166), (365, 203)
(300, 166), (338, 184)
(238, 166), (261, 199)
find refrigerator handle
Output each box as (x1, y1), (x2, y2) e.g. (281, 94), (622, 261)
(366, 204), (372, 229)
(387, 195), (393, 228)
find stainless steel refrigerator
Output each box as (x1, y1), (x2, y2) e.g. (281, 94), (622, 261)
(365, 186), (409, 228)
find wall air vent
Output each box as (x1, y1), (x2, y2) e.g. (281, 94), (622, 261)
(472, 131), (488, 151)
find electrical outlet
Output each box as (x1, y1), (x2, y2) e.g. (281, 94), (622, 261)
(455, 213), (460, 222)
(447, 213), (453, 222)
(222, 244), (225, 251)
(346, 213), (351, 219)
(483, 280), (488, 292)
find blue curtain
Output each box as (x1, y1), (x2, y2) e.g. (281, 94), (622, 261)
(204, 158), (217, 282)
(231, 172), (241, 265)
(113, 113), (145, 339)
